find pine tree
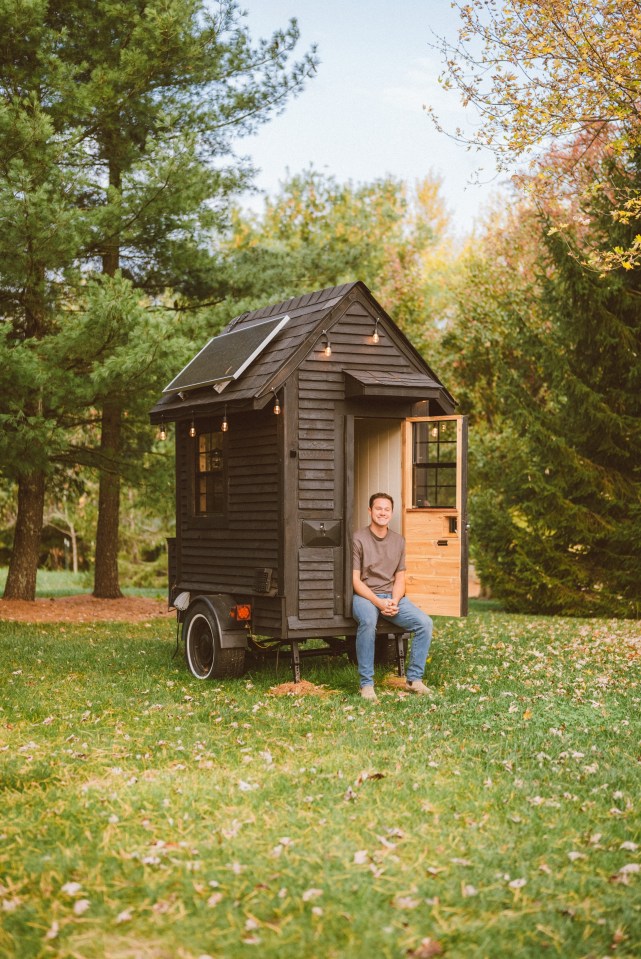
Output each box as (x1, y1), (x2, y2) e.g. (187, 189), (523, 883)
(444, 158), (641, 616)
(0, 0), (317, 599)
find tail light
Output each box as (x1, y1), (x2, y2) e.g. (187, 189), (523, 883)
(232, 603), (252, 622)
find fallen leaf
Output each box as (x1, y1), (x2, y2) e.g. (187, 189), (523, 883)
(393, 895), (421, 910)
(407, 938), (444, 958)
(238, 780), (259, 792)
(61, 882), (83, 897)
(302, 888), (323, 902)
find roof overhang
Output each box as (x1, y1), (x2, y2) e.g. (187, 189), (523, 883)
(344, 371), (455, 411)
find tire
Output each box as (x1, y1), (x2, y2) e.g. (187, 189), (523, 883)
(183, 601), (246, 679)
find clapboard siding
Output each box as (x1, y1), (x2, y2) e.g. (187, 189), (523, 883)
(177, 411), (280, 595)
(252, 596), (284, 634)
(297, 369), (338, 512)
(298, 551), (336, 620)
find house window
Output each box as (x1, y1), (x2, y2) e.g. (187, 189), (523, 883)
(412, 420), (457, 508)
(195, 429), (225, 515)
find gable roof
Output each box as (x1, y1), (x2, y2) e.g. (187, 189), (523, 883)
(150, 281), (454, 420)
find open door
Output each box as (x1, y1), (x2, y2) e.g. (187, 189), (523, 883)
(402, 416), (468, 617)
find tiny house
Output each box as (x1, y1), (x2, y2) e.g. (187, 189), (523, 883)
(150, 282), (468, 680)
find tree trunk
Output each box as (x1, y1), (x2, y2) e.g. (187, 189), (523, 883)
(70, 522), (79, 574)
(93, 398), (123, 598)
(93, 148), (124, 599)
(3, 470), (46, 601)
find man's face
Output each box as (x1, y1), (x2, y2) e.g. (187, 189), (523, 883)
(369, 497), (393, 527)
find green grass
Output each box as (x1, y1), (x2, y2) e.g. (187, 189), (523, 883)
(0, 568), (164, 599)
(1, 610), (640, 958)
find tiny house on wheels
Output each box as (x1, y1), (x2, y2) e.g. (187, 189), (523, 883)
(150, 282), (468, 681)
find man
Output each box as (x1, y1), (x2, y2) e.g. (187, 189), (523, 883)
(352, 492), (433, 701)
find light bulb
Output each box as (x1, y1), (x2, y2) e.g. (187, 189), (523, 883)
(159, 425), (167, 441)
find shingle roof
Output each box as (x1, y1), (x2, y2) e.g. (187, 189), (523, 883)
(149, 281), (455, 420)
(150, 284), (356, 419)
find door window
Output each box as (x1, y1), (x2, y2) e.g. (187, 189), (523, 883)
(411, 419), (457, 508)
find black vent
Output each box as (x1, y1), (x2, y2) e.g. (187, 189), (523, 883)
(254, 567), (273, 593)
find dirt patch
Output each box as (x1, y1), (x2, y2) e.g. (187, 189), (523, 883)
(0, 594), (172, 624)
(269, 679), (336, 697)
(382, 674), (411, 689)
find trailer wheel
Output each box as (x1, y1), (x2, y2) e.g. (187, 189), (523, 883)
(183, 602), (246, 679)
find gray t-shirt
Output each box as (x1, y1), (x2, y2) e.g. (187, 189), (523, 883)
(352, 527), (406, 594)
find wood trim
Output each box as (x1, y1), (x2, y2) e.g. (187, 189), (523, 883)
(343, 414), (355, 618)
(282, 372), (300, 635)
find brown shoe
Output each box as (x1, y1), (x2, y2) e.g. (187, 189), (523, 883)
(360, 685), (378, 702)
(405, 679), (430, 695)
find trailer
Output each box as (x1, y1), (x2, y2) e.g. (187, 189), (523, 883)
(149, 282), (468, 681)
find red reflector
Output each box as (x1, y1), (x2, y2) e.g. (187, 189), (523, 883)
(235, 604), (251, 622)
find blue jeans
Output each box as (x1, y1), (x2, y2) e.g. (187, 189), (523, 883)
(352, 593), (433, 687)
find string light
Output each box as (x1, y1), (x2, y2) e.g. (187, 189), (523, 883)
(189, 418), (196, 438)
(372, 318), (380, 344)
(159, 422), (167, 441)
(221, 406), (229, 432)
(321, 330), (332, 357)
(272, 389), (281, 415)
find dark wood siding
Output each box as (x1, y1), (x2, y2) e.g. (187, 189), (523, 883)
(176, 410), (281, 597)
(298, 549), (337, 621)
(335, 301), (421, 375)
(295, 367), (345, 623)
(297, 368), (343, 513)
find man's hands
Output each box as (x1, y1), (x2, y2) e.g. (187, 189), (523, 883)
(379, 597), (400, 617)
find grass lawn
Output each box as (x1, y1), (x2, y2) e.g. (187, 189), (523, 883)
(1, 608), (640, 958)
(0, 568), (163, 599)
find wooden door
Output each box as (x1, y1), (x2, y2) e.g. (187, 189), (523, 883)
(402, 416), (468, 617)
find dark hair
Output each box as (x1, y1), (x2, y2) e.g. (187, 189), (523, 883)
(369, 492), (394, 510)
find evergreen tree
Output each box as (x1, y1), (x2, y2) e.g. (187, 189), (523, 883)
(0, 0), (317, 599)
(444, 158), (641, 616)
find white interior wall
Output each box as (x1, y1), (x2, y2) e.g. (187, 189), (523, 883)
(353, 418), (403, 533)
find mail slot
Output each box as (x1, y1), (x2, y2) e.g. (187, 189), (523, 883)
(301, 520), (342, 548)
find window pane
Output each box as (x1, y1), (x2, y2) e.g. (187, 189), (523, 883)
(411, 421), (458, 508)
(195, 429), (225, 515)
(437, 442), (457, 464)
(437, 486), (457, 508)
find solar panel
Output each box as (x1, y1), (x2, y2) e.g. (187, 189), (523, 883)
(163, 315), (290, 395)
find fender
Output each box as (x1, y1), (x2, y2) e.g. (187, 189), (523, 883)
(191, 594), (249, 650)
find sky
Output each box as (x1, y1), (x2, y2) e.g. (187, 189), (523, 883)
(236, 0), (505, 237)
